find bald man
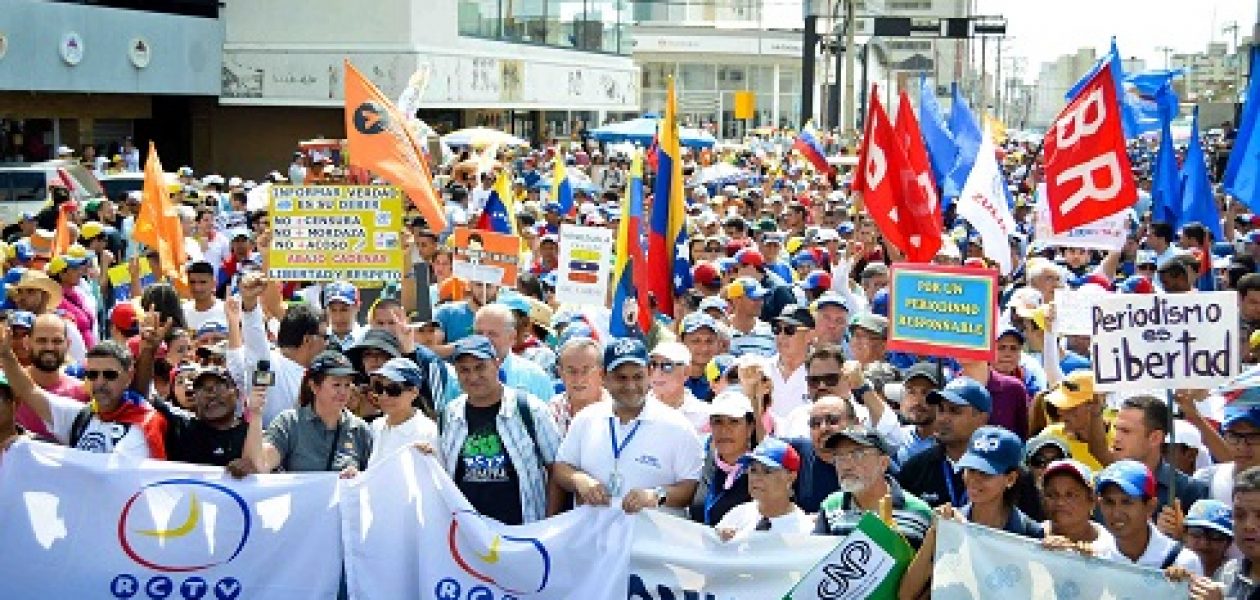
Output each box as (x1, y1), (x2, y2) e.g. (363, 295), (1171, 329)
(468, 304), (554, 402)
(784, 395), (860, 513)
(14, 314), (89, 438)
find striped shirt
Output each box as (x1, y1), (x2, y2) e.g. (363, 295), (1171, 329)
(813, 477), (934, 549)
(439, 388), (562, 523)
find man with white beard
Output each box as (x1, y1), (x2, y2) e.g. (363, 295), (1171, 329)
(812, 426), (934, 549)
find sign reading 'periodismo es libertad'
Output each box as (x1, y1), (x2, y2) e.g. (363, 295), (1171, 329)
(1090, 292), (1238, 391)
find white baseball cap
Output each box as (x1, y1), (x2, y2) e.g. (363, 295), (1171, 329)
(650, 341), (691, 366)
(709, 390), (753, 418)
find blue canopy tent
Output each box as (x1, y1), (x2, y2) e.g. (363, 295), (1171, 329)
(590, 114), (717, 148)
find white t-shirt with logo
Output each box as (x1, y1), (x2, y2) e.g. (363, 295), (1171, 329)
(44, 391), (153, 460)
(556, 398), (703, 511)
(183, 298), (227, 334)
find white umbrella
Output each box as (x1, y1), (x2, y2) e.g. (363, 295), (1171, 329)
(696, 163), (746, 185)
(441, 127), (528, 148)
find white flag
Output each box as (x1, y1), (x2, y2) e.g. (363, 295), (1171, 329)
(955, 132), (1018, 274)
(0, 440), (342, 599)
(342, 448), (634, 599)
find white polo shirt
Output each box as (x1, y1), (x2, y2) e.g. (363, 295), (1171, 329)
(765, 357), (808, 423)
(556, 398), (703, 505)
(1108, 523), (1204, 575)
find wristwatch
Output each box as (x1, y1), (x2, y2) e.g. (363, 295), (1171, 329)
(654, 486), (668, 506)
(853, 381), (873, 401)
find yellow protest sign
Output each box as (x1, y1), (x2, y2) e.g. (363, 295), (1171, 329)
(267, 185), (404, 283)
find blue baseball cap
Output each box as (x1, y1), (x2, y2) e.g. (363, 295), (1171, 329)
(680, 312), (720, 335)
(451, 335), (498, 361)
(996, 326), (1026, 343)
(956, 426), (1024, 475)
(8, 310), (34, 330)
(603, 338), (648, 371)
(196, 320), (229, 339)
(498, 291), (533, 315)
(3, 267), (28, 286)
(1224, 405), (1260, 430)
(738, 437), (801, 473)
(870, 288), (889, 317)
(1096, 459), (1156, 499)
(1185, 499), (1233, 537)
(12, 240), (33, 263)
(927, 377), (992, 413)
(325, 281), (359, 305)
(1060, 351), (1091, 375)
(371, 357), (425, 388)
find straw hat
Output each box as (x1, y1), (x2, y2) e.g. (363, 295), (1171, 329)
(11, 269), (63, 311)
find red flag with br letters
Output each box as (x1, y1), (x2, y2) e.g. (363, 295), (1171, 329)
(1043, 62), (1137, 233)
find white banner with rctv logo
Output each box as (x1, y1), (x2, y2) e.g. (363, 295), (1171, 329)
(1090, 292), (1239, 391)
(0, 439), (342, 599)
(341, 448), (633, 600)
(932, 520), (1188, 599)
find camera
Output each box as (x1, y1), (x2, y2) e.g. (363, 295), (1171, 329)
(252, 359), (275, 387)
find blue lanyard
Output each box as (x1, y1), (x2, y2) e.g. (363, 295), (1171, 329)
(609, 417), (643, 461)
(942, 459), (968, 507)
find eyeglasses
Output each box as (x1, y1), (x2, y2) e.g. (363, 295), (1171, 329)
(771, 323), (802, 336)
(1185, 527), (1232, 543)
(1028, 453), (1064, 468)
(806, 373), (842, 388)
(648, 361), (683, 373)
(833, 448), (877, 464)
(372, 381), (408, 397)
(808, 413), (846, 429)
(1225, 430), (1260, 446)
(84, 369), (122, 381)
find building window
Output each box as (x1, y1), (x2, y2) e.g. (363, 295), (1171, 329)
(457, 0), (632, 55)
(889, 0), (933, 10)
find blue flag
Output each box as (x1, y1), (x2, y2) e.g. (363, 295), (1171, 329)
(1126, 69), (1183, 134)
(1067, 38), (1140, 138)
(1179, 106), (1223, 241)
(1226, 46), (1260, 213)
(945, 83), (982, 208)
(1151, 106), (1181, 225)
(918, 75), (957, 201)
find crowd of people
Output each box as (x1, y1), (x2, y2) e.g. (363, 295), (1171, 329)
(0, 123), (1258, 599)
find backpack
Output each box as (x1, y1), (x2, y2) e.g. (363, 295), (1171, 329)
(68, 405), (95, 448)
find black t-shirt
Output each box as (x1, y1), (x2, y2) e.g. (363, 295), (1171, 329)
(455, 402), (524, 525)
(152, 399), (248, 467)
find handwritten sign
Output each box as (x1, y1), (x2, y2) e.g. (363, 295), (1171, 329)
(1033, 183), (1128, 251)
(267, 185), (403, 282)
(555, 225), (613, 306)
(1053, 288), (1107, 336)
(451, 227), (521, 286)
(887, 264), (998, 361)
(1091, 292), (1239, 391)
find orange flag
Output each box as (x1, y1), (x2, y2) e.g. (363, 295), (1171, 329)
(133, 142), (187, 286)
(52, 201), (76, 256)
(343, 59), (447, 231)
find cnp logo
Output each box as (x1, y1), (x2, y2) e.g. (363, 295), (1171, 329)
(117, 479), (252, 573)
(446, 511), (551, 596)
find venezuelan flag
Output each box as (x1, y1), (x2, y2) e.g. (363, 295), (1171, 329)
(793, 121), (834, 176)
(475, 170), (517, 234)
(551, 155), (574, 216)
(611, 151), (650, 337)
(646, 77), (688, 318)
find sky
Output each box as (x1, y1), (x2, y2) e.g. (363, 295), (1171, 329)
(976, 0), (1258, 80)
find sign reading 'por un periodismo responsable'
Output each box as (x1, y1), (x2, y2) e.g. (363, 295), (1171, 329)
(1090, 292), (1238, 392)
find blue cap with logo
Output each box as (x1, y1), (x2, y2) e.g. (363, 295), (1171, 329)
(1224, 404), (1260, 430)
(451, 335), (498, 361)
(681, 312), (720, 335)
(927, 377), (992, 413)
(603, 338), (648, 371)
(1185, 499), (1233, 537)
(1096, 459), (1157, 499)
(325, 281), (359, 306)
(371, 357), (426, 388)
(956, 426), (1024, 475)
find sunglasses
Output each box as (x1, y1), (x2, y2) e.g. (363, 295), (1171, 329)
(808, 413), (846, 429)
(771, 323), (801, 336)
(724, 371), (740, 385)
(806, 373), (842, 388)
(372, 381), (408, 397)
(648, 361), (682, 373)
(84, 369), (122, 381)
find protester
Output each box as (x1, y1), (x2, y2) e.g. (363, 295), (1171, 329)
(690, 390), (757, 525)
(1183, 499), (1234, 579)
(1096, 459), (1204, 574)
(553, 338), (702, 518)
(1038, 459), (1118, 557)
(715, 437), (811, 539)
(814, 426), (933, 548)
(549, 337), (610, 435)
(150, 365), (250, 470)
(646, 341), (709, 431)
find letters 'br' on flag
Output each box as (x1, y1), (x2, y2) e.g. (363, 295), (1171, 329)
(343, 59), (447, 232)
(1043, 61), (1136, 234)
